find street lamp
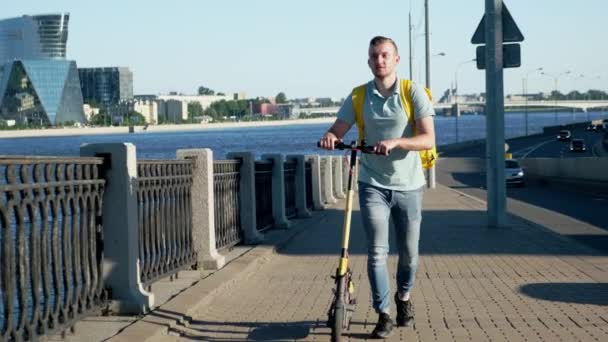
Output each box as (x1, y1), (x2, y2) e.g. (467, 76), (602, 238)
(541, 70), (571, 125)
(523, 67), (543, 136)
(572, 74), (585, 121)
(454, 58), (476, 143)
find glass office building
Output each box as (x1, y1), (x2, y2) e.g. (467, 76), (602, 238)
(79, 67), (134, 107)
(0, 13), (85, 125)
(0, 60), (84, 125)
(0, 14), (70, 61)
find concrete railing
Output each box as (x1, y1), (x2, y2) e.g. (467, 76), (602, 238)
(76, 144), (346, 315)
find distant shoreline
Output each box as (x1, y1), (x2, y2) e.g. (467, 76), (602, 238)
(0, 117), (336, 139)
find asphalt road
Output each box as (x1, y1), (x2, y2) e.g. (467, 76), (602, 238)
(437, 131), (608, 253)
(444, 126), (606, 158)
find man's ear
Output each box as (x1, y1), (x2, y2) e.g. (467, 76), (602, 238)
(395, 55), (401, 64)
(367, 58), (372, 69)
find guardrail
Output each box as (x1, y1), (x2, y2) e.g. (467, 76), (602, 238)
(213, 160), (243, 250)
(284, 159), (297, 219)
(136, 160), (197, 286)
(305, 160), (313, 210)
(254, 160), (274, 231)
(1, 145), (342, 338)
(0, 156), (106, 341)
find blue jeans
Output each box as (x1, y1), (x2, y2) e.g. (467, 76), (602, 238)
(358, 182), (423, 314)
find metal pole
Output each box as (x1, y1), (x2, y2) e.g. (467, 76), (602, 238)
(455, 71), (459, 142)
(424, 0), (436, 189)
(523, 77), (528, 136)
(409, 11), (413, 80)
(485, 0), (507, 227)
(554, 77), (558, 125)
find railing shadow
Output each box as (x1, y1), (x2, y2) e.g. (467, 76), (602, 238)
(519, 283), (608, 306)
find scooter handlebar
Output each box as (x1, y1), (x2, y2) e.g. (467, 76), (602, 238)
(317, 141), (385, 155)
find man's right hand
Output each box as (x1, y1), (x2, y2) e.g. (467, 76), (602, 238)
(319, 131), (340, 150)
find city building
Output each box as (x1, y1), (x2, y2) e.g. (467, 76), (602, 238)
(79, 67), (134, 107)
(157, 99), (189, 123)
(0, 13), (85, 125)
(0, 14), (69, 61)
(157, 94), (232, 111)
(133, 99), (158, 124)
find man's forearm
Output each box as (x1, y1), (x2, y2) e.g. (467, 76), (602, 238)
(394, 133), (435, 151)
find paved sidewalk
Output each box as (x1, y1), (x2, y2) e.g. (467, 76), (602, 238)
(115, 184), (608, 342)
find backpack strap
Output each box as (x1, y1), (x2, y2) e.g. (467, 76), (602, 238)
(351, 84), (367, 144)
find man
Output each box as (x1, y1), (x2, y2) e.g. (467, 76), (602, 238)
(319, 36), (435, 338)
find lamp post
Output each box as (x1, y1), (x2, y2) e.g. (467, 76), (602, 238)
(522, 67), (543, 136)
(541, 70), (571, 125)
(454, 58), (476, 142)
(572, 74), (585, 121)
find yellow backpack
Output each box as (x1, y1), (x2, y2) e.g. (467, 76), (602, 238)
(351, 79), (437, 169)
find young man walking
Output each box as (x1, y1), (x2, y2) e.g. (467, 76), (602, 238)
(318, 36), (436, 338)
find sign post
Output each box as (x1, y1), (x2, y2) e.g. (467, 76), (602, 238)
(471, 0), (524, 228)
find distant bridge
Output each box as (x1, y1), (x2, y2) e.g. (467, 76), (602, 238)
(300, 100), (608, 115)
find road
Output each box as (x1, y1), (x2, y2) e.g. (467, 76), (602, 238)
(445, 126), (606, 158)
(437, 129), (608, 253)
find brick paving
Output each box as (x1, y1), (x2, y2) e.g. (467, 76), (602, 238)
(163, 185), (608, 341)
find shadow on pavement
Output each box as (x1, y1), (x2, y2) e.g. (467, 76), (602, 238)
(160, 314), (372, 341)
(273, 209), (601, 257)
(519, 283), (608, 306)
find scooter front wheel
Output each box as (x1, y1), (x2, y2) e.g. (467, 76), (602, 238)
(331, 302), (345, 342)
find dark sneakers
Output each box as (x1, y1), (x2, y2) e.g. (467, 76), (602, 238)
(370, 312), (393, 339)
(394, 293), (415, 327)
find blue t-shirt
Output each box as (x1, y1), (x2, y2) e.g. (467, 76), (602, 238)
(337, 79), (435, 191)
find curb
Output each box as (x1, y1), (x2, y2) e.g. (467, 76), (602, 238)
(107, 209), (332, 342)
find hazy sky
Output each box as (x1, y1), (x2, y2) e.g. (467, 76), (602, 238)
(4, 1), (607, 99)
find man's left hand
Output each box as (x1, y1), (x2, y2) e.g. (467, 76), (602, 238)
(374, 139), (399, 156)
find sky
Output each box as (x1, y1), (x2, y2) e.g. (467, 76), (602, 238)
(4, 0), (607, 99)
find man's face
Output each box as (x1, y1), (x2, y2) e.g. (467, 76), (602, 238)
(368, 42), (400, 78)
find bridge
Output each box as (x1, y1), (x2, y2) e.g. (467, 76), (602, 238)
(300, 100), (608, 115)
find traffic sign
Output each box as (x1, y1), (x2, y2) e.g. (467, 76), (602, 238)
(471, 3), (524, 44)
(476, 44), (521, 70)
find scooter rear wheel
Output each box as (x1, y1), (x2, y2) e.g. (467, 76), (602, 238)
(330, 274), (349, 341)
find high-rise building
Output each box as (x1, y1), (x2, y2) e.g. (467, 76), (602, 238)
(0, 13), (85, 125)
(0, 14), (69, 62)
(78, 67), (133, 107)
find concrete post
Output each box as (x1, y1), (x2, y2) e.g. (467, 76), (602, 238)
(176, 149), (225, 270)
(261, 154), (290, 229)
(332, 156), (345, 199)
(321, 156), (337, 204)
(306, 155), (325, 210)
(354, 157), (360, 191)
(342, 156), (350, 193)
(226, 152), (264, 244)
(80, 143), (154, 314)
(287, 155), (312, 218)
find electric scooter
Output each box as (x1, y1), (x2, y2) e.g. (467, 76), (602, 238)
(319, 141), (378, 342)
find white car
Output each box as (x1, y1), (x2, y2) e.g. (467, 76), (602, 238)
(505, 159), (524, 187)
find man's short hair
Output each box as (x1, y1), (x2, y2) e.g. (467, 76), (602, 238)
(369, 36), (399, 55)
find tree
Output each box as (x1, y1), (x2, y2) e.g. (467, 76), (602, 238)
(276, 92), (287, 104)
(198, 86), (215, 95)
(188, 102), (204, 119)
(124, 111), (145, 125)
(217, 92), (226, 96)
(89, 113), (109, 126)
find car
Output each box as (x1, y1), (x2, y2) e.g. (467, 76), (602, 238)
(505, 159), (524, 187)
(557, 129), (571, 141)
(586, 124), (598, 132)
(570, 138), (586, 152)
